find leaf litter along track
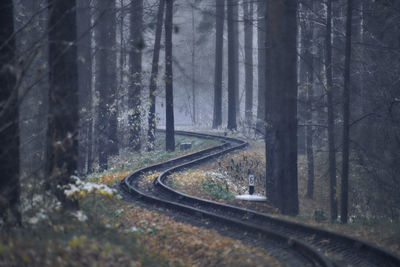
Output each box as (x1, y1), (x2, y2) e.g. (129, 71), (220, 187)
(121, 130), (400, 267)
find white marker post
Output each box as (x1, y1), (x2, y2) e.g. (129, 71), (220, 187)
(248, 174), (255, 195)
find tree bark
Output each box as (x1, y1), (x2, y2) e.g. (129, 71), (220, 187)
(325, 0), (338, 221)
(95, 0), (118, 170)
(243, 0), (253, 132)
(265, 0), (299, 215)
(147, 0), (165, 150)
(0, 0), (21, 226)
(256, 0), (266, 135)
(165, 0), (175, 151)
(77, 0), (93, 175)
(47, 0), (79, 209)
(212, 0), (224, 129)
(341, 0), (353, 224)
(227, 0), (237, 130)
(299, 1), (315, 199)
(129, 0), (143, 151)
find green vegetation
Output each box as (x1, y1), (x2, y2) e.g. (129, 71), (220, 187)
(201, 178), (235, 200)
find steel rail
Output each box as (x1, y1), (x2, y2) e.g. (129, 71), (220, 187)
(153, 130), (400, 267)
(121, 130), (333, 267)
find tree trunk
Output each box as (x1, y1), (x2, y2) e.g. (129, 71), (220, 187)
(299, 1), (315, 199)
(227, 0), (237, 130)
(212, 0), (224, 129)
(0, 0), (21, 226)
(341, 0), (353, 224)
(95, 0), (118, 170)
(47, 0), (79, 209)
(165, 0), (175, 151)
(77, 0), (93, 175)
(233, 1), (240, 118)
(191, 5), (196, 125)
(265, 0), (299, 215)
(243, 0), (253, 132)
(147, 0), (165, 151)
(129, 0), (143, 151)
(256, 0), (266, 135)
(325, 0), (338, 221)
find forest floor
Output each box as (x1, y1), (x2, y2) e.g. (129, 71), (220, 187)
(0, 133), (281, 266)
(163, 135), (400, 256)
(2, 131), (399, 266)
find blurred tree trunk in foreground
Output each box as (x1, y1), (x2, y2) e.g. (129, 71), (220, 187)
(0, 0), (21, 227)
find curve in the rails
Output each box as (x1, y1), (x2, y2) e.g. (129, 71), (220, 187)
(153, 131), (400, 267)
(121, 130), (333, 267)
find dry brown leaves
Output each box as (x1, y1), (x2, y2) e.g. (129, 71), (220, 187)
(118, 202), (281, 267)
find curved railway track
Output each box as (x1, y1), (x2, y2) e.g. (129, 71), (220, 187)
(120, 130), (400, 267)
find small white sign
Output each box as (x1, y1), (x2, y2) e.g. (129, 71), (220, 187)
(248, 174), (255, 186)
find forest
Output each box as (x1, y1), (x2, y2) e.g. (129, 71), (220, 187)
(0, 0), (399, 265)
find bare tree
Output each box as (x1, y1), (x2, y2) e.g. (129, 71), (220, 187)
(227, 0), (238, 130)
(165, 0), (175, 151)
(147, 0), (165, 150)
(243, 0), (253, 131)
(212, 0), (224, 129)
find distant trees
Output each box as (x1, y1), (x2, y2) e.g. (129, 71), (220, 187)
(165, 0), (175, 151)
(129, 0), (144, 151)
(0, 0), (20, 226)
(46, 0), (79, 208)
(212, 0), (224, 129)
(95, 0), (118, 170)
(265, 0), (299, 215)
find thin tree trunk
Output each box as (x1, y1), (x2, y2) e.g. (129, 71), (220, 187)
(265, 0), (299, 215)
(165, 0), (175, 151)
(129, 0), (143, 151)
(341, 0), (353, 224)
(227, 0), (237, 130)
(256, 0), (266, 134)
(325, 0), (338, 221)
(47, 0), (79, 209)
(212, 0), (224, 129)
(233, 1), (240, 118)
(0, 0), (21, 226)
(243, 0), (253, 132)
(147, 0), (165, 150)
(191, 5), (196, 125)
(96, 0), (118, 170)
(77, 0), (93, 175)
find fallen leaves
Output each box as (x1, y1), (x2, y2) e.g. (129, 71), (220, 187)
(118, 200), (282, 267)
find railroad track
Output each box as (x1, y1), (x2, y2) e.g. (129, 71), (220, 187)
(120, 130), (400, 267)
